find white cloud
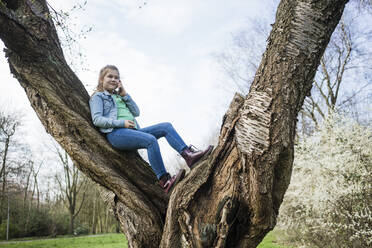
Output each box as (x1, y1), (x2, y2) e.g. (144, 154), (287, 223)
(108, 0), (200, 35)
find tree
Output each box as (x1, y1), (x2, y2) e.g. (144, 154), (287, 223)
(278, 114), (372, 247)
(301, 6), (372, 130)
(0, 0), (349, 247)
(0, 108), (50, 238)
(0, 109), (21, 223)
(55, 148), (87, 235)
(217, 2), (372, 135)
(215, 7), (275, 96)
(23, 160), (43, 234)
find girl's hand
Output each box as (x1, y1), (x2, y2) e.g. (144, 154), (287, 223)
(118, 80), (127, 97)
(124, 120), (136, 129)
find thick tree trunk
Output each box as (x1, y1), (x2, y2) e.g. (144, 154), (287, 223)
(0, 0), (348, 247)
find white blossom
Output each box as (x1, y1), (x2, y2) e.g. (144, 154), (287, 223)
(278, 114), (372, 248)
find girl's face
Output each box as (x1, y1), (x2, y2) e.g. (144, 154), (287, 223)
(102, 69), (120, 93)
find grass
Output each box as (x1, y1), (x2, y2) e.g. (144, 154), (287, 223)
(0, 234), (128, 248)
(0, 231), (292, 248)
(258, 231), (293, 248)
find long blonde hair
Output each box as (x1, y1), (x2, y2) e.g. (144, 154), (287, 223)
(92, 65), (120, 95)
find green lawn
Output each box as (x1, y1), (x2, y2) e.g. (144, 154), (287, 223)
(258, 231), (293, 248)
(0, 231), (291, 248)
(0, 234), (128, 248)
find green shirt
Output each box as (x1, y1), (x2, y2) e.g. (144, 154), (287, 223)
(112, 94), (138, 129)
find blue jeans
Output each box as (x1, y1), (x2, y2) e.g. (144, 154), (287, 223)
(106, 122), (188, 179)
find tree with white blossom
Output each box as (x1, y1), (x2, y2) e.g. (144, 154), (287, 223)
(278, 114), (372, 248)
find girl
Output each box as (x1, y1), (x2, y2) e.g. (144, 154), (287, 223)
(89, 65), (213, 194)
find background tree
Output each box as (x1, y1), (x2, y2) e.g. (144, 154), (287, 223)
(278, 114), (372, 247)
(215, 14), (272, 96)
(23, 161), (43, 234)
(302, 7), (372, 131)
(0, 111), (18, 223)
(0, 106), (119, 239)
(217, 1), (372, 134)
(54, 148), (88, 235)
(0, 109), (25, 224)
(0, 0), (349, 247)
(0, 108), (49, 239)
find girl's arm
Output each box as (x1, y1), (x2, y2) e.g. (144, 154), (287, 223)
(121, 94), (140, 117)
(89, 94), (125, 128)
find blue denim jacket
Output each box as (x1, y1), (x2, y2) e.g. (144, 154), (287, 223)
(89, 91), (140, 133)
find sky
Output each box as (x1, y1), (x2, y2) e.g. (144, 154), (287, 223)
(0, 0), (281, 176)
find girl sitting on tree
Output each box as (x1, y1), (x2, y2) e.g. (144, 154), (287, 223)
(89, 65), (213, 193)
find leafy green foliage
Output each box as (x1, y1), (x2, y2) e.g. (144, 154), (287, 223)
(0, 223), (19, 240)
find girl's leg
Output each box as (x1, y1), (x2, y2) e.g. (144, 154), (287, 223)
(106, 128), (167, 179)
(139, 122), (188, 154)
(140, 123), (213, 170)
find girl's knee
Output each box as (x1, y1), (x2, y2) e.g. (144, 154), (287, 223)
(161, 122), (173, 130)
(146, 134), (158, 147)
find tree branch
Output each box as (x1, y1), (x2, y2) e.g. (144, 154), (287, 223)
(320, 58), (334, 109)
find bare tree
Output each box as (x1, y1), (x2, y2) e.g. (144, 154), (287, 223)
(215, 17), (273, 95)
(0, 110), (20, 223)
(302, 7), (372, 130)
(217, 2), (371, 134)
(0, 0), (349, 247)
(55, 149), (87, 234)
(356, 0), (372, 10)
(22, 160), (33, 233)
(77, 179), (119, 235)
(24, 161), (43, 233)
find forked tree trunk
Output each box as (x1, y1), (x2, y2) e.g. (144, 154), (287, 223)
(0, 0), (348, 247)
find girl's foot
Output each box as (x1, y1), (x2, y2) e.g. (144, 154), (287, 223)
(159, 169), (186, 194)
(181, 145), (214, 169)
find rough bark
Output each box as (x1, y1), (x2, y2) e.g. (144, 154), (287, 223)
(0, 0), (348, 247)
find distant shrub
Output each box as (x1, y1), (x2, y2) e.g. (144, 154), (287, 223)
(0, 222), (20, 240)
(48, 207), (70, 236)
(23, 208), (53, 237)
(278, 114), (372, 248)
(74, 225), (89, 235)
(108, 223), (120, 233)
